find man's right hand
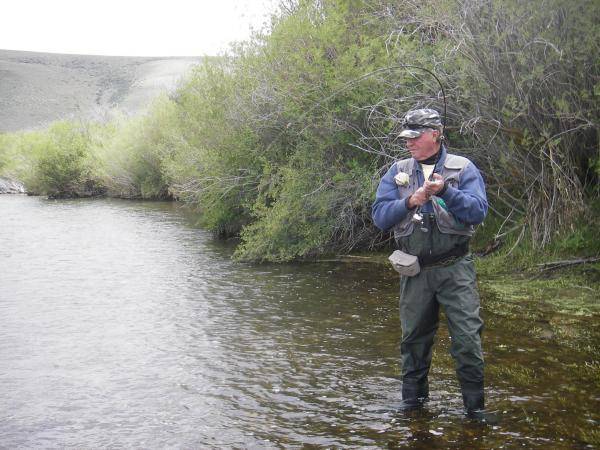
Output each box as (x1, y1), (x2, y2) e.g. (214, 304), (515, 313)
(407, 187), (430, 209)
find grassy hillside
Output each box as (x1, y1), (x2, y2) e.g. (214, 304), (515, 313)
(0, 49), (202, 132)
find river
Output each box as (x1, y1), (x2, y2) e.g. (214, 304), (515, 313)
(0, 195), (597, 448)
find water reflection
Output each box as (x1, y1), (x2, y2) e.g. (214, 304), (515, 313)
(0, 196), (597, 448)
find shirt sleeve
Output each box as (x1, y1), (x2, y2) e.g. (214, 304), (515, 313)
(371, 164), (412, 231)
(439, 161), (488, 225)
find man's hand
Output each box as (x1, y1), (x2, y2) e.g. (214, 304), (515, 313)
(424, 173), (445, 196)
(407, 187), (430, 209)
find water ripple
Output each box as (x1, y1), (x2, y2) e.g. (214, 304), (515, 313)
(1, 196), (597, 448)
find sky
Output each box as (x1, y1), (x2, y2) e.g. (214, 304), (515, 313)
(0, 0), (279, 57)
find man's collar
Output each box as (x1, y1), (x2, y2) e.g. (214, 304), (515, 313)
(413, 145), (447, 171)
(435, 145), (448, 171)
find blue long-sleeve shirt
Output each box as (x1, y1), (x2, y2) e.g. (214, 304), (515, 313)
(372, 147), (488, 232)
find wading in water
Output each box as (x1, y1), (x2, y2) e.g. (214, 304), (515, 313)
(372, 109), (489, 419)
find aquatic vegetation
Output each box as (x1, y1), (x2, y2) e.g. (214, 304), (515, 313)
(490, 365), (537, 387)
(478, 263), (600, 317)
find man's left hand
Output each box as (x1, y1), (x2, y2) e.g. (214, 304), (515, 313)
(424, 173), (445, 195)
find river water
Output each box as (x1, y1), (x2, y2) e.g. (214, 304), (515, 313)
(0, 195), (597, 448)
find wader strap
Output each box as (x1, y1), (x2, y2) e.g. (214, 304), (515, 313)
(419, 242), (469, 267)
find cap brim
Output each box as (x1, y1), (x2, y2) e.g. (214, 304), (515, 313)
(399, 129), (424, 139)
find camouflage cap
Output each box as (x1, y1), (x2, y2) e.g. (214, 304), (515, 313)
(399, 108), (443, 138)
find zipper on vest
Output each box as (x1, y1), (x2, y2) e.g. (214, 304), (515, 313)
(429, 214), (433, 256)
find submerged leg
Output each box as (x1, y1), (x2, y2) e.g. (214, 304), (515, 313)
(434, 257), (485, 415)
(398, 271), (439, 409)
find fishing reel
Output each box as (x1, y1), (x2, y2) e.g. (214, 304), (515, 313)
(411, 211), (424, 224)
(411, 209), (428, 233)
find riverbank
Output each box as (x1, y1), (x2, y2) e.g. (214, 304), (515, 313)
(0, 177), (25, 194)
(4, 183), (599, 321)
(339, 251), (600, 316)
(477, 258), (600, 316)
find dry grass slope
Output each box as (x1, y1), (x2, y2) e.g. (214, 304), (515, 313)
(0, 49), (202, 132)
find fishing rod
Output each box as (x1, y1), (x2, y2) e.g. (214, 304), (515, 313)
(266, 64), (449, 233)
(297, 64), (448, 233)
(294, 64), (446, 135)
(272, 64), (447, 151)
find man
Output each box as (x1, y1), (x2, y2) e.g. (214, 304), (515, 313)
(372, 108), (488, 418)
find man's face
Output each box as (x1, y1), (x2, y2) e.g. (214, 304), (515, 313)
(405, 130), (439, 161)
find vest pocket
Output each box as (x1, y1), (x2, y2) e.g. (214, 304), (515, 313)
(445, 175), (459, 188)
(433, 199), (457, 230)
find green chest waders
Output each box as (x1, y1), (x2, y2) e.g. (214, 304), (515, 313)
(396, 215), (485, 414)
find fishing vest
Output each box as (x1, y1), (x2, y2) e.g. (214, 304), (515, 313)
(393, 153), (475, 240)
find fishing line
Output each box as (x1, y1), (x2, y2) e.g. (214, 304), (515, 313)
(260, 63), (448, 230)
(272, 64), (447, 151)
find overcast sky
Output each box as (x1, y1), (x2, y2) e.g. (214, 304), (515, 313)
(1, 0), (279, 57)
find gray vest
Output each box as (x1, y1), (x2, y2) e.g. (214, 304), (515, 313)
(393, 153), (475, 240)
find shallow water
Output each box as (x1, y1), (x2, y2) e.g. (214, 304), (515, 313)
(0, 195), (598, 448)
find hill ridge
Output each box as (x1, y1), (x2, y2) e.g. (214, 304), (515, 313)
(0, 49), (202, 132)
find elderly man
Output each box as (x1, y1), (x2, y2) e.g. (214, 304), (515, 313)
(372, 109), (488, 418)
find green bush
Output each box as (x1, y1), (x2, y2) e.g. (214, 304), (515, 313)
(161, 0), (599, 261)
(165, 60), (266, 235)
(35, 122), (93, 196)
(96, 97), (178, 199)
(1, 121), (105, 197)
(166, 0), (412, 257)
(0, 134), (9, 172)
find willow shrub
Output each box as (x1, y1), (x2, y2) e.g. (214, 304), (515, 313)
(97, 98), (177, 200)
(439, 0), (600, 247)
(0, 131), (41, 192)
(165, 62), (266, 236)
(0, 122), (101, 197)
(179, 0), (598, 260)
(0, 134), (10, 173)
(167, 0), (412, 259)
(37, 122), (100, 197)
(0, 133), (22, 179)
(235, 138), (379, 261)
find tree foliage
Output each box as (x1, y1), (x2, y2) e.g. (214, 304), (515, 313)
(96, 97), (177, 199)
(442, 0), (600, 247)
